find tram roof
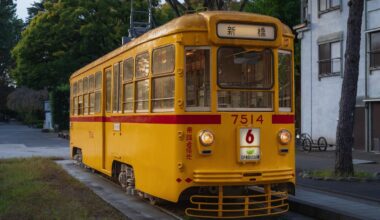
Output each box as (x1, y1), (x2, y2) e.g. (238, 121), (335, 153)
(71, 11), (293, 79)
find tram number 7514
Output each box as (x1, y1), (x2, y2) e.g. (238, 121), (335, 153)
(231, 114), (264, 125)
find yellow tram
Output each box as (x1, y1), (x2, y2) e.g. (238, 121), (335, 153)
(70, 11), (295, 219)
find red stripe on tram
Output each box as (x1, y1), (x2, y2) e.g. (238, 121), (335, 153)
(70, 115), (221, 124)
(272, 115), (294, 124)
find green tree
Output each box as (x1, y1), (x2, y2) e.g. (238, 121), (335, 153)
(12, 0), (130, 89)
(0, 0), (22, 120)
(0, 0), (22, 85)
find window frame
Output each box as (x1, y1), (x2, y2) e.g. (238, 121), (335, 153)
(135, 51), (150, 79)
(369, 31), (380, 71)
(318, 0), (341, 16)
(152, 44), (175, 112)
(318, 40), (342, 79)
(184, 46), (212, 112)
(216, 46), (275, 90)
(112, 62), (122, 113)
(278, 50), (293, 113)
(123, 57), (135, 113)
(135, 51), (150, 113)
(152, 45), (175, 76)
(94, 71), (102, 114)
(105, 68), (112, 113)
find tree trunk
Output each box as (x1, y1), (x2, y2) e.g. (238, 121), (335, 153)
(335, 0), (364, 176)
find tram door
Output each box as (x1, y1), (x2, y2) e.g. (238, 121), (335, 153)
(103, 63), (123, 172)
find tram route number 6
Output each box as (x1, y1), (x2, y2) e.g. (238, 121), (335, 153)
(240, 128), (260, 147)
(231, 114), (264, 125)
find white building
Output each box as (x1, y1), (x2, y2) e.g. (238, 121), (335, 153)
(295, 0), (380, 152)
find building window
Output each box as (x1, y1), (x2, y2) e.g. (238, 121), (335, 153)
(318, 41), (341, 78)
(318, 0), (340, 14)
(370, 31), (380, 69)
(301, 0), (309, 23)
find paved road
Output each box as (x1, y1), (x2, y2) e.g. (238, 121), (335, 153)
(0, 122), (69, 159)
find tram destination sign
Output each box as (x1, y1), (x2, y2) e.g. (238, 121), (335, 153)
(217, 23), (276, 40)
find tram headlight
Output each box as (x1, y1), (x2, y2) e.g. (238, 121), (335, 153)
(199, 130), (215, 146)
(278, 129), (291, 145)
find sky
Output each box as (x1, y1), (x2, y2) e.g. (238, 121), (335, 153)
(16, 0), (35, 21)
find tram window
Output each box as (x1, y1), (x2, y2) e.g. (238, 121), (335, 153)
(95, 71), (102, 113)
(113, 62), (122, 112)
(84, 94), (89, 115)
(73, 82), (78, 96)
(278, 51), (292, 112)
(218, 91), (273, 111)
(136, 79), (149, 112)
(78, 79), (83, 95)
(106, 69), (112, 112)
(153, 45), (175, 75)
(152, 76), (174, 112)
(88, 75), (94, 91)
(123, 83), (134, 112)
(123, 58), (134, 81)
(90, 93), (95, 114)
(217, 47), (273, 89)
(95, 71), (102, 90)
(95, 92), (101, 113)
(185, 48), (210, 111)
(136, 52), (150, 78)
(74, 97), (78, 115)
(83, 77), (88, 93)
(78, 95), (83, 115)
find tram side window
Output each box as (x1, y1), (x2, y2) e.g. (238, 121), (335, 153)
(152, 45), (175, 112)
(95, 71), (102, 113)
(136, 80), (149, 112)
(135, 52), (150, 112)
(136, 52), (150, 78)
(83, 77), (89, 115)
(113, 62), (122, 113)
(88, 74), (95, 114)
(78, 79), (83, 115)
(123, 58), (134, 113)
(106, 69), (112, 112)
(72, 82), (78, 115)
(185, 48), (210, 111)
(278, 51), (292, 112)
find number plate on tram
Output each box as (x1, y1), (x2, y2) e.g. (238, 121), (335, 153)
(239, 128), (260, 161)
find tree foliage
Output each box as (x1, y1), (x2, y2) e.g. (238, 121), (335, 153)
(50, 85), (70, 130)
(11, 0), (150, 89)
(0, 0), (22, 120)
(0, 0), (23, 85)
(7, 87), (48, 124)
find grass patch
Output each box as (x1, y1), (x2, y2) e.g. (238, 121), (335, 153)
(303, 169), (374, 180)
(0, 157), (125, 219)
